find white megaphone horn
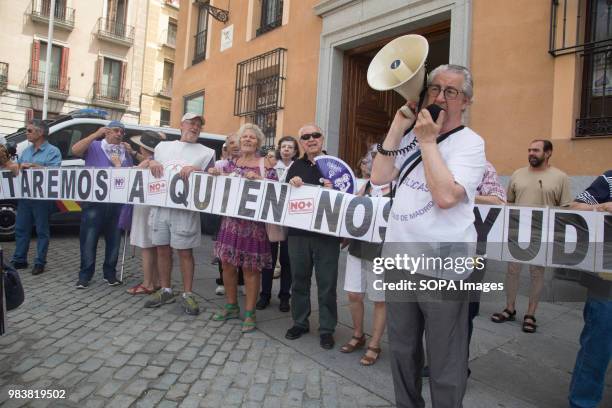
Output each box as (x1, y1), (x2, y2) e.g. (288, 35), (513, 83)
(367, 34), (429, 105)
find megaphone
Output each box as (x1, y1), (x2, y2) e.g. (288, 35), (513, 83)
(367, 34), (429, 103)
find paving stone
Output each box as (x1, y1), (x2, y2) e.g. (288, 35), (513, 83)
(178, 395), (202, 408)
(20, 367), (50, 382)
(263, 396), (282, 408)
(67, 382), (97, 403)
(166, 382), (190, 401)
(157, 400), (178, 408)
(108, 394), (137, 407)
(95, 380), (123, 399)
(209, 351), (229, 365)
(152, 373), (179, 391)
(105, 353), (131, 368)
(139, 365), (166, 380)
(176, 347), (199, 361)
(200, 392), (223, 408)
(47, 362), (76, 379)
(201, 366), (219, 380)
(178, 368), (200, 384)
(124, 378), (149, 397)
(188, 356), (209, 369)
(168, 361), (188, 374)
(79, 358), (105, 373)
(199, 344), (217, 357)
(247, 384), (267, 402)
(114, 365), (141, 381)
(128, 353), (150, 367)
(134, 391), (164, 408)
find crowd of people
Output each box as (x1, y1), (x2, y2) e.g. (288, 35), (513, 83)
(2, 64), (610, 408)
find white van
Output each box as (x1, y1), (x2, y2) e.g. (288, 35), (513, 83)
(0, 110), (225, 240)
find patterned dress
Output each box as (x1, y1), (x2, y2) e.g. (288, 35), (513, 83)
(214, 159), (277, 271)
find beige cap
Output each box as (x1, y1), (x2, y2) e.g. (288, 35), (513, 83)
(181, 112), (204, 122)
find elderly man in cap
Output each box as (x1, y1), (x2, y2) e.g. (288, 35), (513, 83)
(72, 120), (134, 288)
(143, 112), (215, 315)
(2, 119), (61, 275)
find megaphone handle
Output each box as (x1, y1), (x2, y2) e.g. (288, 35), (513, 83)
(398, 106), (416, 120)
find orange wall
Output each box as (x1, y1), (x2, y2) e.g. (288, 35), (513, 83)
(471, 0), (611, 176)
(470, 0), (612, 175)
(172, 0), (322, 140)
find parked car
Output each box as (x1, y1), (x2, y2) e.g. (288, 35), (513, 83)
(0, 109), (225, 240)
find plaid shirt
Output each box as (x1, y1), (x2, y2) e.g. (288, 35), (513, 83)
(477, 161), (506, 201)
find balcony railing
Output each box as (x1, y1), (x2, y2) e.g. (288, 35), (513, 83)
(0, 63), (7, 92)
(159, 119), (171, 127)
(27, 69), (70, 95)
(30, 0), (75, 31)
(93, 82), (130, 106)
(193, 30), (207, 64)
(96, 17), (135, 47)
(155, 79), (173, 98)
(161, 28), (177, 48)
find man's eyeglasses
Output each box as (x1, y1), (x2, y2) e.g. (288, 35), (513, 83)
(427, 85), (464, 100)
(300, 132), (322, 141)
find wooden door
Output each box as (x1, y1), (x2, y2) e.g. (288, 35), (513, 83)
(339, 55), (404, 174)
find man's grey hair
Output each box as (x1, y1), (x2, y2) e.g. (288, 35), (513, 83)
(298, 123), (323, 136)
(28, 119), (49, 137)
(427, 64), (473, 101)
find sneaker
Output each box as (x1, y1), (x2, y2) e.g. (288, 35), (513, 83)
(256, 297), (270, 310)
(11, 261), (28, 270)
(104, 276), (123, 286)
(144, 289), (176, 308)
(181, 293), (200, 315)
(320, 333), (335, 350)
(285, 326), (309, 340)
(75, 280), (89, 289)
(215, 285), (225, 296)
(31, 265), (45, 275)
(279, 298), (290, 312)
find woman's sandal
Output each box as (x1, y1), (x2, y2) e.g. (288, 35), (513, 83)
(491, 308), (516, 323)
(212, 303), (240, 321)
(522, 314), (537, 333)
(360, 346), (381, 366)
(241, 310), (256, 333)
(340, 334), (366, 353)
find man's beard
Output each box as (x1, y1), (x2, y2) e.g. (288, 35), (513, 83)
(529, 156), (544, 167)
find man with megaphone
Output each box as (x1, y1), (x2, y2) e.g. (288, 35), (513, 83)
(371, 63), (486, 408)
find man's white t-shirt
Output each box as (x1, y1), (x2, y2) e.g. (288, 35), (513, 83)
(154, 140), (215, 171)
(386, 126), (486, 244)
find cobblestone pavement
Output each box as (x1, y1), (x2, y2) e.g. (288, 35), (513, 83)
(2, 230), (612, 407)
(0, 231), (392, 408)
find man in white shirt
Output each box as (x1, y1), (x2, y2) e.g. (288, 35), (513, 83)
(371, 64), (485, 408)
(143, 112), (215, 315)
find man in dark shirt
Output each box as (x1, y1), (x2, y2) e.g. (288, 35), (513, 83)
(568, 170), (612, 408)
(284, 123), (340, 350)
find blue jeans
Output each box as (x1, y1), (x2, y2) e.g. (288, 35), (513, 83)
(78, 203), (122, 282)
(12, 199), (52, 267)
(569, 297), (612, 408)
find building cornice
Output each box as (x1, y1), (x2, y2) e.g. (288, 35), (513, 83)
(313, 0), (357, 16)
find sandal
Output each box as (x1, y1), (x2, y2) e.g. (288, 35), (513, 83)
(360, 346), (382, 366)
(491, 308), (516, 323)
(127, 284), (154, 295)
(212, 303), (240, 321)
(522, 314), (537, 333)
(241, 310), (256, 333)
(340, 334), (366, 353)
